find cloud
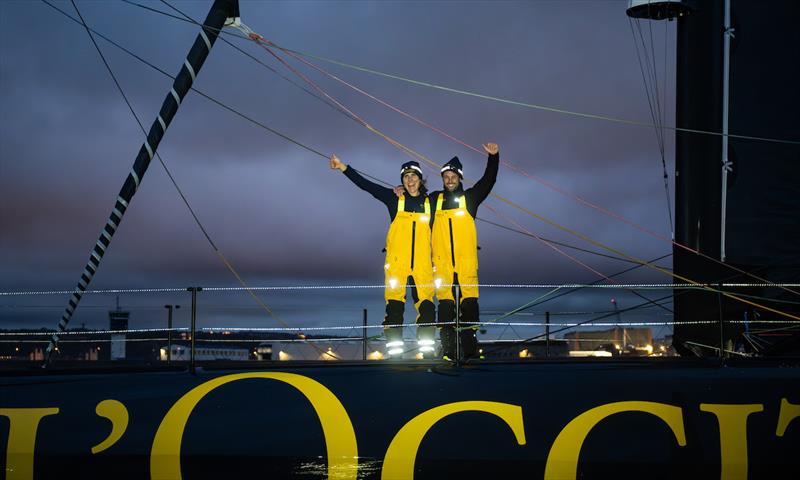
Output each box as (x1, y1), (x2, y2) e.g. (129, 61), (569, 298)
(1, 1), (678, 331)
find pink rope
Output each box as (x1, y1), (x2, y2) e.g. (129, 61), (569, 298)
(259, 36), (800, 298)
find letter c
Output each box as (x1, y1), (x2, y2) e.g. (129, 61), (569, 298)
(544, 401), (686, 480)
(150, 372), (357, 480)
(381, 401), (526, 480)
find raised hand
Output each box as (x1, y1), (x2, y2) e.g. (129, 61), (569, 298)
(330, 154), (347, 172)
(482, 143), (499, 155)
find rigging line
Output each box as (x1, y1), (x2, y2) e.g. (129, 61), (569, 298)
(6, 282), (799, 296)
(149, 4), (798, 307)
(749, 324), (800, 335)
(8, 318), (797, 339)
(39, 0), (241, 363)
(50, 0), (329, 357)
(652, 20), (672, 226)
(492, 194), (800, 322)
(483, 201), (676, 316)
(121, 0), (237, 35)
(68, 0), (218, 253)
(55, 2), (800, 316)
(247, 37), (649, 286)
(730, 292), (800, 306)
(646, 17), (667, 147)
(261, 41), (800, 146)
(663, 20), (670, 154)
(256, 34), (800, 301)
(639, 16), (669, 182)
(476, 217), (661, 264)
(488, 253), (675, 324)
(482, 204), (616, 283)
(124, 0), (800, 146)
(661, 20), (674, 236)
(247, 35), (800, 321)
(158, 0), (396, 153)
(120, 1), (368, 131)
(248, 35), (433, 169)
(476, 293), (676, 361)
(45, 1), (392, 357)
(41, 0), (327, 159)
(641, 17), (665, 146)
(682, 341), (751, 357)
(628, 17), (664, 156)
(629, 17), (673, 235)
(484, 288), (564, 326)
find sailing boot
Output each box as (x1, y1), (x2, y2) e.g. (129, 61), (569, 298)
(438, 300), (456, 360)
(460, 297), (481, 359)
(384, 300), (405, 357)
(416, 300), (436, 357)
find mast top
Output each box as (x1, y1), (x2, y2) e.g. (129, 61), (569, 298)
(626, 0), (693, 21)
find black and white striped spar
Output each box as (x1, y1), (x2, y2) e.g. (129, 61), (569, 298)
(45, 0), (240, 361)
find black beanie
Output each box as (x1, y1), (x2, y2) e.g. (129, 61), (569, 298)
(440, 156), (463, 179)
(400, 161), (423, 181)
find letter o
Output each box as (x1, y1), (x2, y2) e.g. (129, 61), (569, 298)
(150, 372), (357, 480)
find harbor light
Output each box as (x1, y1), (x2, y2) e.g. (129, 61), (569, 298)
(368, 351), (384, 360)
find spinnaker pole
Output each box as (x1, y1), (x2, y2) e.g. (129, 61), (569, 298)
(45, 0), (240, 362)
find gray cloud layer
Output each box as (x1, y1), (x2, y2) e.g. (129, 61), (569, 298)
(1, 1), (677, 330)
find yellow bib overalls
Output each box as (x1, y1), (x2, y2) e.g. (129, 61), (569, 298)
(383, 195), (436, 354)
(432, 194), (479, 299)
(431, 193), (480, 358)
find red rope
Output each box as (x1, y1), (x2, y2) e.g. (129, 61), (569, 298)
(483, 204), (617, 284)
(260, 36), (800, 299)
(249, 34), (624, 284)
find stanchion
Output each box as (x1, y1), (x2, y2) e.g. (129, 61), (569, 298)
(545, 311), (551, 358)
(187, 287), (202, 374)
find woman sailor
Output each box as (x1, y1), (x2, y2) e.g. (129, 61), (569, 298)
(330, 155), (436, 357)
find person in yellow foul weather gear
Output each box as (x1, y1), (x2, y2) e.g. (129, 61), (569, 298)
(431, 143), (499, 360)
(330, 155), (436, 358)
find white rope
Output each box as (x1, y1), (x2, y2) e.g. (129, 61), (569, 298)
(3, 319), (795, 338)
(4, 282), (799, 296)
(1, 338), (169, 344)
(0, 327), (187, 336)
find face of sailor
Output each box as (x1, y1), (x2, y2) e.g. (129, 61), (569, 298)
(403, 172), (422, 196)
(442, 170), (461, 192)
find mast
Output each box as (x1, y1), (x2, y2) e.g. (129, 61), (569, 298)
(45, 0), (240, 362)
(719, 0), (732, 261)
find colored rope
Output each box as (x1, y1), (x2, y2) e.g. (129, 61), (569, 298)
(262, 35), (800, 300)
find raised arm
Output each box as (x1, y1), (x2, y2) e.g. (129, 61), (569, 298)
(330, 154), (397, 208)
(467, 143), (499, 207)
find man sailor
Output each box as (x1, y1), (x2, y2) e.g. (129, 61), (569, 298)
(430, 143), (499, 360)
(330, 155), (436, 358)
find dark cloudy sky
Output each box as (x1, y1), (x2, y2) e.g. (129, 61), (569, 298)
(0, 0), (677, 338)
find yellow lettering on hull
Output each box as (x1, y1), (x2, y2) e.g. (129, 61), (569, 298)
(0, 408), (59, 480)
(150, 372), (358, 480)
(544, 401), (686, 480)
(381, 401), (526, 480)
(700, 403), (763, 480)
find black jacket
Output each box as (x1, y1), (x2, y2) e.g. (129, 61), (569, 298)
(343, 166), (429, 222)
(430, 152), (499, 224)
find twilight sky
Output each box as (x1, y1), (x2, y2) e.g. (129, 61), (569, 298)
(0, 0), (678, 337)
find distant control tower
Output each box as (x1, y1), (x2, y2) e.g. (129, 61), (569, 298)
(108, 296), (129, 360)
